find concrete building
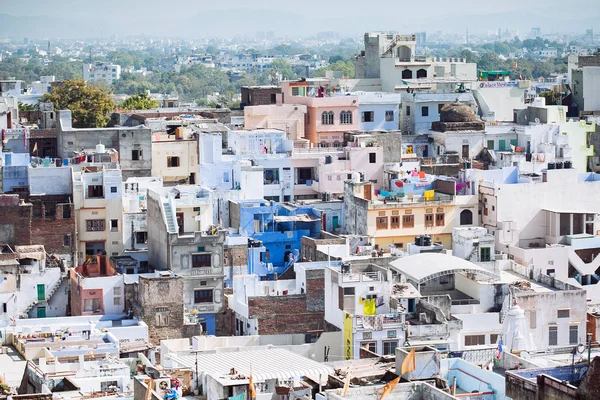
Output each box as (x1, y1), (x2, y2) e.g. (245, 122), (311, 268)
(146, 185), (225, 335)
(228, 200), (321, 277)
(73, 162), (124, 260)
(243, 103), (307, 141)
(281, 80), (359, 146)
(57, 110), (152, 179)
(343, 177), (457, 251)
(353, 91), (401, 131)
(83, 62), (121, 84)
(151, 126), (199, 185)
(572, 66), (600, 115)
(401, 92), (476, 135)
(429, 103), (487, 159)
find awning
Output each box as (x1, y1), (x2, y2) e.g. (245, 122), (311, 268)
(274, 214), (320, 223)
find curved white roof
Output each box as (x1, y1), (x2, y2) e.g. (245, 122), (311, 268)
(390, 253), (499, 284)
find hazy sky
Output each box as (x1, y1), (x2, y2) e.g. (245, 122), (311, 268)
(1, 0), (599, 37)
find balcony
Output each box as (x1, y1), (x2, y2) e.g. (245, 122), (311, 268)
(341, 270), (383, 283)
(355, 313), (404, 330)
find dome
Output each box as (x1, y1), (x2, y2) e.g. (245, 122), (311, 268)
(439, 103), (477, 123)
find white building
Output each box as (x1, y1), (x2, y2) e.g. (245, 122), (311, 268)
(83, 62), (121, 84)
(353, 91), (401, 131)
(401, 92), (476, 135)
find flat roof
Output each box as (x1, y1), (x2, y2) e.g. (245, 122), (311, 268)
(168, 347), (334, 384)
(274, 214), (320, 223)
(390, 253), (499, 284)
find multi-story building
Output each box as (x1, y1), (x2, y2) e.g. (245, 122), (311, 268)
(57, 110), (152, 179)
(228, 200), (321, 277)
(354, 91), (401, 131)
(401, 92), (476, 135)
(343, 178), (457, 251)
(83, 62), (121, 84)
(571, 66), (600, 115)
(240, 85), (282, 108)
(147, 185), (225, 335)
(151, 126), (199, 185)
(281, 80), (359, 146)
(243, 103), (307, 141)
(72, 160), (124, 260)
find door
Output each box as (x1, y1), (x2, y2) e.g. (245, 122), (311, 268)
(363, 184), (372, 200)
(37, 306), (46, 318)
(499, 140), (506, 151)
(322, 214), (327, 231)
(487, 140), (494, 150)
(176, 212), (184, 234)
(462, 145), (469, 158)
(37, 284), (45, 301)
(332, 216), (339, 230)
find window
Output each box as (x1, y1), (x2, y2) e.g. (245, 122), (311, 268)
(387, 330), (397, 338)
(321, 111), (334, 125)
(425, 214), (434, 227)
(460, 209), (473, 225)
(87, 185), (103, 198)
(340, 110), (353, 124)
(114, 296), (121, 306)
(376, 217), (388, 230)
(403, 215), (414, 228)
(297, 167), (314, 185)
(363, 332), (372, 340)
(111, 186), (117, 193)
(110, 219), (118, 232)
(569, 325), (578, 345)
(132, 149), (142, 161)
(100, 381), (118, 392)
(383, 340), (398, 355)
(361, 342), (376, 353)
(63, 234), (71, 247)
(192, 254), (212, 268)
(391, 216), (400, 229)
(62, 205), (71, 219)
(167, 156), (180, 167)
(549, 326), (558, 346)
(270, 93), (276, 104)
(223, 172), (230, 182)
(416, 68), (427, 78)
(421, 106), (429, 117)
(263, 168), (279, 185)
(490, 334), (499, 344)
(369, 153), (377, 163)
(86, 219), (105, 232)
(435, 213), (445, 226)
(406, 106), (411, 116)
(135, 231), (148, 244)
(464, 335), (486, 346)
(361, 111), (374, 122)
(385, 110), (394, 121)
(155, 312), (169, 327)
(194, 289), (213, 303)
(557, 309), (570, 318)
(343, 287), (355, 295)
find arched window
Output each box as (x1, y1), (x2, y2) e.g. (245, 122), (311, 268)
(460, 209), (473, 225)
(340, 110), (353, 124)
(397, 45), (412, 61)
(333, 140), (341, 147)
(319, 141), (328, 148)
(417, 69), (428, 78)
(321, 111), (334, 125)
(402, 69), (413, 79)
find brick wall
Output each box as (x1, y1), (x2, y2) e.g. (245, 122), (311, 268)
(0, 195), (32, 246)
(224, 244), (248, 267)
(240, 87), (281, 107)
(305, 269), (325, 312)
(29, 196), (76, 257)
(247, 294), (325, 335)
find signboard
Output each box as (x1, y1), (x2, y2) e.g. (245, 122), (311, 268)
(344, 312), (353, 360)
(479, 81), (518, 89)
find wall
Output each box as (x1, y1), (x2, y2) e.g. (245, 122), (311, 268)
(442, 358), (506, 399)
(243, 104), (306, 141)
(0, 195), (32, 247)
(28, 167), (72, 195)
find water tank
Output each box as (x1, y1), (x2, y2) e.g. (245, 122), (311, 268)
(95, 143), (106, 154)
(547, 162), (555, 170)
(555, 161), (563, 169)
(564, 160), (572, 169)
(415, 235), (423, 246)
(423, 235), (432, 246)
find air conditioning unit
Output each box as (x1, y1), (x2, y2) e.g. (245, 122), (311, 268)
(155, 378), (171, 395)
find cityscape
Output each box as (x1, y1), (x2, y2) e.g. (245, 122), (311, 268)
(1, 2), (600, 400)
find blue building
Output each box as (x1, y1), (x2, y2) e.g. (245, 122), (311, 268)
(229, 200), (322, 279)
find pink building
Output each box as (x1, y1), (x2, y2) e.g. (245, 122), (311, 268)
(281, 80), (358, 146)
(243, 103), (307, 140)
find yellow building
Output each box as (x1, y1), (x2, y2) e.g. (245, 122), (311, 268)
(151, 127), (199, 185)
(344, 181), (456, 250)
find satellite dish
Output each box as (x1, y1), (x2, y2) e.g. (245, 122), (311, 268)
(145, 366), (161, 379)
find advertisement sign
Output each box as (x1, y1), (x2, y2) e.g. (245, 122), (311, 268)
(344, 312), (353, 360)
(479, 81), (518, 88)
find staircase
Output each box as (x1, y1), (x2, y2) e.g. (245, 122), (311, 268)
(499, 295), (511, 324)
(23, 272), (67, 315)
(163, 202), (177, 233)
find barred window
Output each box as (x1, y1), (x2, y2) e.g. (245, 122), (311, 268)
(321, 111), (334, 125)
(340, 111), (353, 124)
(549, 326), (558, 346)
(557, 309), (570, 318)
(86, 219), (105, 232)
(569, 325), (578, 345)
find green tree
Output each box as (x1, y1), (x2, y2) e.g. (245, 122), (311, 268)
(312, 60), (355, 78)
(42, 79), (115, 128)
(270, 59), (296, 80)
(120, 92), (159, 110)
(539, 91), (559, 105)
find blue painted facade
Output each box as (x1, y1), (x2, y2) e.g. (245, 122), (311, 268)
(233, 200), (321, 278)
(198, 313), (216, 335)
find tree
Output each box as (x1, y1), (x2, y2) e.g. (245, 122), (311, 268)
(270, 59), (296, 81)
(42, 79), (115, 128)
(312, 60), (355, 78)
(120, 92), (159, 110)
